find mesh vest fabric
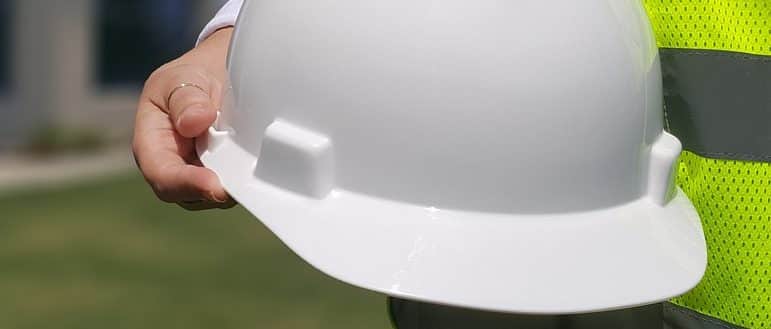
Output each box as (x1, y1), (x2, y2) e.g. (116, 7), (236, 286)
(643, 1), (771, 328)
(675, 152), (771, 328)
(644, 0), (770, 56)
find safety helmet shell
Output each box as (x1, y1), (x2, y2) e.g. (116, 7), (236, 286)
(199, 0), (706, 314)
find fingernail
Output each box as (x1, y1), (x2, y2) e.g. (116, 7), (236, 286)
(209, 192), (228, 204)
(177, 106), (207, 127)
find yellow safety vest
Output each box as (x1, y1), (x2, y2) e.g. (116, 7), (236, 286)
(643, 1), (771, 328)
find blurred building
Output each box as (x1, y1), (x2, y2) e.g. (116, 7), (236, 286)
(0, 0), (225, 151)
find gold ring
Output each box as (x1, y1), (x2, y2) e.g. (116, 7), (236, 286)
(168, 83), (208, 106)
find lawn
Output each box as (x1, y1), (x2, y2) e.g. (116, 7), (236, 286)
(0, 173), (391, 329)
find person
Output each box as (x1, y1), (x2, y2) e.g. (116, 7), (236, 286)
(133, 1), (770, 328)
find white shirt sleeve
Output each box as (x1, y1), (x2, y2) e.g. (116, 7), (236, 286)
(197, 0), (244, 45)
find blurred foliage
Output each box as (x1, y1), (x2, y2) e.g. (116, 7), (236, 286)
(22, 125), (109, 156)
(0, 173), (391, 329)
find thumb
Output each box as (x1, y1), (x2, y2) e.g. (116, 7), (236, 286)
(161, 66), (221, 138)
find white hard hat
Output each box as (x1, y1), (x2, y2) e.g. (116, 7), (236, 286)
(198, 0), (707, 314)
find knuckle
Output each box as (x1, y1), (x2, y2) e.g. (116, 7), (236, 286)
(139, 166), (174, 202)
(151, 182), (177, 203)
(145, 65), (171, 89)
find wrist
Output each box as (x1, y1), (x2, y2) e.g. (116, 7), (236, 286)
(184, 27), (234, 81)
(197, 26), (234, 51)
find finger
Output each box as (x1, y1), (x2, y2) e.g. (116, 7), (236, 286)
(149, 65), (222, 138)
(156, 164), (230, 204)
(134, 101), (229, 205)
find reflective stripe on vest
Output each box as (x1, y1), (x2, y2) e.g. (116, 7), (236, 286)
(643, 1), (771, 328)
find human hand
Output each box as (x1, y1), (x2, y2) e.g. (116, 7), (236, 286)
(132, 28), (236, 210)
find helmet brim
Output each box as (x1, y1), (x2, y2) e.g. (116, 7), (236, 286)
(199, 131), (706, 315)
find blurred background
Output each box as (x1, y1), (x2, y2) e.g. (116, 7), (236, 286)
(0, 1), (390, 328)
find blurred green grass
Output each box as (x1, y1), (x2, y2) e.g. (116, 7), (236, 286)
(0, 173), (391, 329)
